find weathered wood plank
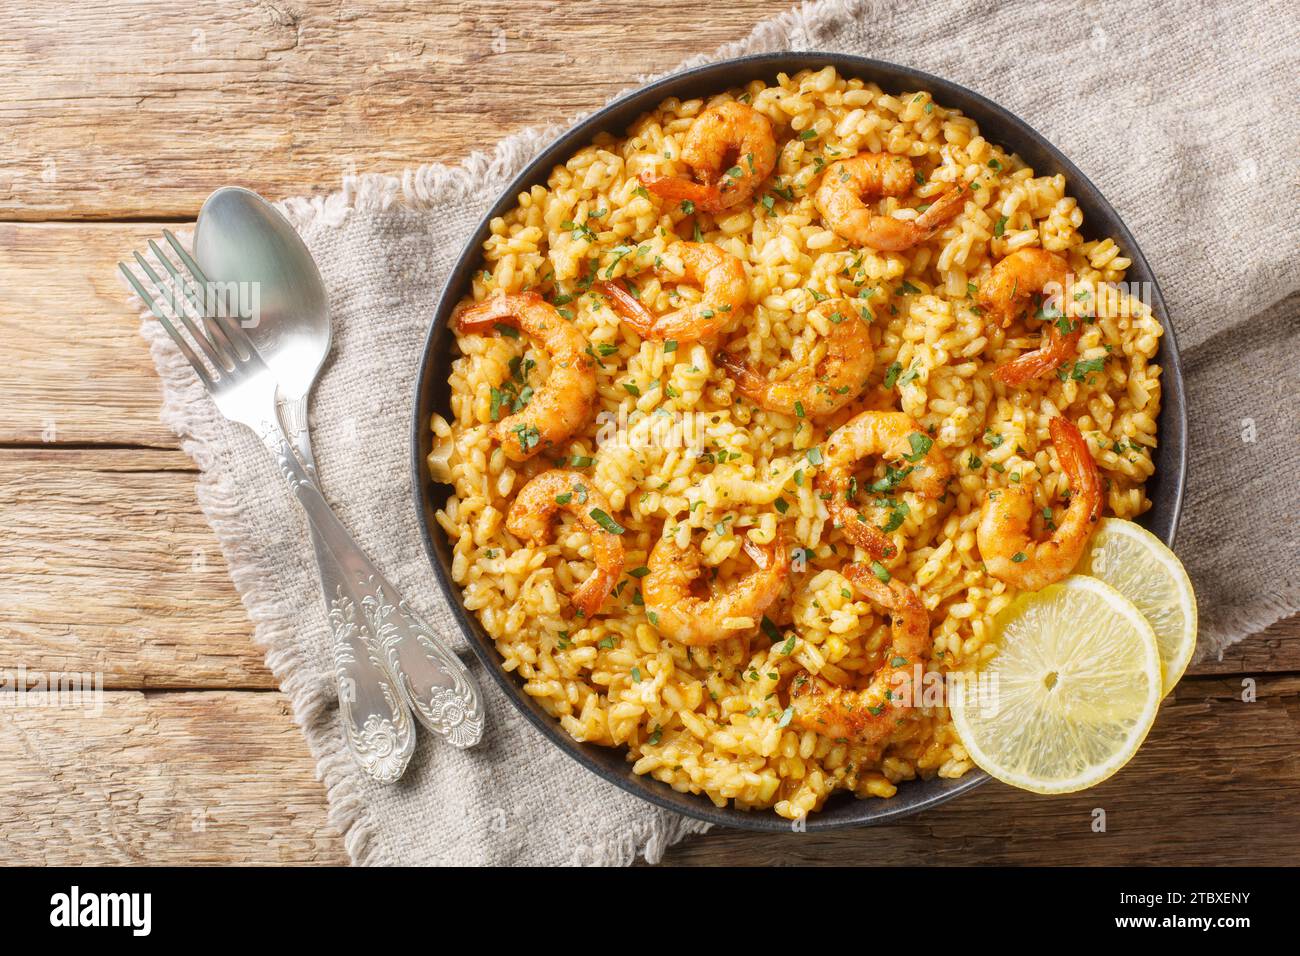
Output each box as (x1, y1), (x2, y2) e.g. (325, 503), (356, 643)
(1188, 616), (1300, 676)
(0, 222), (178, 446)
(661, 674), (1300, 866)
(0, 447), (270, 688)
(0, 689), (344, 864)
(0, 0), (794, 220)
(1, 675), (1292, 865)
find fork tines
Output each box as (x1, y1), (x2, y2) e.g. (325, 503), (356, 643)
(118, 230), (253, 385)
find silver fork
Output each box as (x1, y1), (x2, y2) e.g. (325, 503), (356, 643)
(121, 234), (484, 781)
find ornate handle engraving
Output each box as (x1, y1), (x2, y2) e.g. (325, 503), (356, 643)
(257, 417), (418, 782)
(356, 579), (485, 748)
(270, 399), (485, 753)
(327, 581), (416, 782)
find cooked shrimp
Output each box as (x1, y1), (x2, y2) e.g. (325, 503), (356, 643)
(641, 101), (777, 213)
(977, 247), (1066, 329)
(717, 301), (874, 417)
(790, 563), (932, 746)
(977, 248), (1070, 328)
(818, 410), (953, 558)
(994, 319), (1082, 387)
(506, 470), (626, 617)
(977, 248), (1079, 385)
(977, 416), (1103, 591)
(642, 532), (789, 646)
(596, 242), (748, 342)
(815, 153), (966, 251)
(455, 291), (598, 461)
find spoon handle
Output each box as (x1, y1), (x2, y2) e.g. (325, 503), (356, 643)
(255, 413), (417, 782)
(281, 397), (486, 749)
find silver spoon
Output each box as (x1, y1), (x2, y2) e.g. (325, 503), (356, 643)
(193, 187), (485, 762)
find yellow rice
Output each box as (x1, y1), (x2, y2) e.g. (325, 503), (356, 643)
(430, 66), (1162, 819)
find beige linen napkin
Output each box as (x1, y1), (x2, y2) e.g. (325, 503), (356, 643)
(135, 0), (1300, 864)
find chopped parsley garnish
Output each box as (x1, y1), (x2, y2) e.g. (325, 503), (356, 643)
(603, 245), (634, 278)
(512, 424), (540, 452)
(589, 508), (625, 534)
(903, 432), (934, 462)
(883, 361), (903, 389)
(1059, 356), (1107, 382)
(870, 560), (891, 582)
(879, 498), (910, 534)
(868, 465), (913, 494)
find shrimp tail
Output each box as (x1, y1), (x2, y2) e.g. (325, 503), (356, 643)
(1049, 417), (1103, 525)
(716, 350), (768, 397)
(455, 293), (513, 334)
(840, 561), (893, 606)
(595, 279), (657, 337)
(914, 185), (966, 236)
(639, 173), (721, 212)
(571, 569), (618, 620)
(994, 320), (1081, 386)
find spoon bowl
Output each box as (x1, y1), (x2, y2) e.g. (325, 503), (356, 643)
(193, 186), (330, 402)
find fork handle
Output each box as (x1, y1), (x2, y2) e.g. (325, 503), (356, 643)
(310, 531), (417, 783)
(259, 417), (485, 750)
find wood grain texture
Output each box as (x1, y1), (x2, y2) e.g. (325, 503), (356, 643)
(0, 0), (793, 220)
(0, 690), (344, 864)
(0, 222), (177, 446)
(659, 675), (1300, 866)
(0, 447), (271, 688)
(0, 675), (1292, 865)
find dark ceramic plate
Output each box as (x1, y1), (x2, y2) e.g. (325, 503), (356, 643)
(412, 53), (1187, 832)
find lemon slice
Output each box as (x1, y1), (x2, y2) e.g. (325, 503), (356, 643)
(950, 575), (1161, 794)
(1078, 517), (1197, 696)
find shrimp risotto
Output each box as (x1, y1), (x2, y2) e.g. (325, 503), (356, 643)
(430, 66), (1163, 819)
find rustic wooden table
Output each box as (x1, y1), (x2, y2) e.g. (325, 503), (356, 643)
(2, 1), (1296, 866)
